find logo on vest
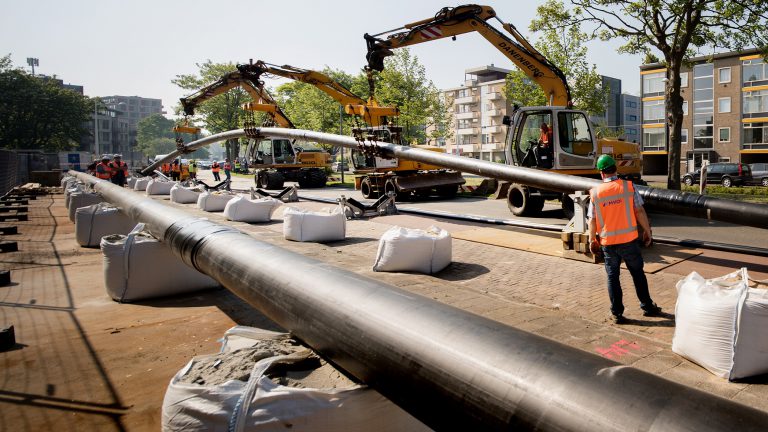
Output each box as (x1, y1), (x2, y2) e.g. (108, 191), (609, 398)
(602, 198), (624, 207)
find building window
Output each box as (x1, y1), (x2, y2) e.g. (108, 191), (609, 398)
(625, 100), (637, 108)
(643, 99), (665, 123)
(693, 63), (714, 150)
(682, 101), (688, 115)
(681, 128), (688, 144)
(642, 72), (665, 96)
(627, 114), (637, 121)
(718, 97), (731, 113)
(680, 72), (689, 88)
(626, 128), (637, 135)
(743, 59), (768, 84)
(743, 90), (768, 115)
(457, 89), (469, 98)
(718, 127), (730, 142)
(718, 67), (731, 84)
(743, 122), (768, 149)
(642, 127), (666, 151)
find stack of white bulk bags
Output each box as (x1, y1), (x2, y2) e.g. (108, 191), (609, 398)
(64, 183), (84, 208)
(223, 196), (282, 223)
(282, 206), (346, 242)
(146, 179), (176, 195)
(127, 177), (138, 189)
(373, 226), (452, 274)
(75, 203), (134, 247)
(133, 177), (151, 191)
(170, 184), (203, 204)
(197, 191), (236, 212)
(68, 191), (103, 222)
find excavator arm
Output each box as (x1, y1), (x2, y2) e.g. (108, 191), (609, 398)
(238, 61), (399, 127)
(179, 70), (295, 128)
(364, 4), (571, 107)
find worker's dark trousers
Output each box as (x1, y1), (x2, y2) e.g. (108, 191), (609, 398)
(601, 240), (653, 317)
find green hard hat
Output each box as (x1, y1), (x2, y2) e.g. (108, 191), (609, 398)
(596, 154), (616, 171)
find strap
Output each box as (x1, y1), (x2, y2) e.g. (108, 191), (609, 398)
(118, 223), (146, 302)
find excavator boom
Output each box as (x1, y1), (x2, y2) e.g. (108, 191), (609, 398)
(364, 4), (571, 106)
(238, 61), (399, 127)
(179, 70), (295, 128)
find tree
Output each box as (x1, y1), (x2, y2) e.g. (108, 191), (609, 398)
(173, 61), (249, 163)
(0, 54), (93, 151)
(537, 1), (768, 189)
(136, 113), (208, 159)
(503, 0), (608, 115)
(275, 68), (358, 153)
(368, 49), (450, 144)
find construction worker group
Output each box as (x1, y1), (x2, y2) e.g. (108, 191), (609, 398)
(93, 154), (129, 186)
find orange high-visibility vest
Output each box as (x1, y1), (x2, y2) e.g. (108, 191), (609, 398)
(590, 180), (638, 246)
(95, 162), (112, 179)
(212, 163), (220, 173)
(223, 162), (231, 171)
(108, 160), (128, 177)
(172, 163), (181, 173)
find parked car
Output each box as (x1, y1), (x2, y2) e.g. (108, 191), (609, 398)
(682, 162), (752, 187)
(748, 163), (768, 187)
(331, 161), (349, 172)
(196, 160), (212, 169)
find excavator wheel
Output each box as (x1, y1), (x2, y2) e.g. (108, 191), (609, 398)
(561, 193), (575, 220)
(298, 169), (327, 189)
(436, 185), (458, 199)
(384, 179), (410, 202)
(256, 170), (284, 190)
(360, 177), (378, 199)
(506, 183), (543, 217)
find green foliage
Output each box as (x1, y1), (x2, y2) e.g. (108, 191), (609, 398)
(136, 113), (208, 159)
(275, 67), (358, 152)
(0, 54), (93, 151)
(370, 49), (448, 144)
(536, 0), (768, 190)
(504, 0), (608, 115)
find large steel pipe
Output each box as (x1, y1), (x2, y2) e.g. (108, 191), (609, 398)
(73, 171), (768, 431)
(142, 128), (768, 229)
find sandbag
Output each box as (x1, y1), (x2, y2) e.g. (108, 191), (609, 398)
(170, 184), (202, 204)
(197, 191), (236, 212)
(75, 203), (134, 247)
(127, 177), (137, 189)
(672, 268), (768, 380)
(64, 183), (84, 208)
(61, 176), (76, 188)
(283, 206), (346, 242)
(134, 177), (151, 191)
(161, 326), (430, 432)
(146, 179), (176, 195)
(68, 191), (103, 223)
(100, 224), (219, 302)
(373, 226), (452, 274)
(223, 196), (282, 223)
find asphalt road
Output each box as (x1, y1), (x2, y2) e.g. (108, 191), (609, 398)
(197, 170), (768, 250)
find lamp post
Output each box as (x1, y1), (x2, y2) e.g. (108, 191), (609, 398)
(93, 99), (99, 158)
(339, 104), (344, 183)
(26, 57), (38, 75)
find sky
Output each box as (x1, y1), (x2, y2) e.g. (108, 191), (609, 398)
(1, 0), (644, 116)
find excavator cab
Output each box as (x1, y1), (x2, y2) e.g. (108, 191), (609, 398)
(507, 107), (596, 172)
(252, 138), (297, 166)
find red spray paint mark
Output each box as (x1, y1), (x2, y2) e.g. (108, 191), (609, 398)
(596, 339), (640, 359)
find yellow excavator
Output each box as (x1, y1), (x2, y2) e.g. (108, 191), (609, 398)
(179, 69), (330, 189)
(238, 60), (465, 200)
(364, 4), (644, 216)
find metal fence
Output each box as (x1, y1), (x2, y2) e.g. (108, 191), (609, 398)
(0, 149), (19, 196)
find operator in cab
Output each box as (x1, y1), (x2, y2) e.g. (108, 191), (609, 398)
(539, 123), (553, 148)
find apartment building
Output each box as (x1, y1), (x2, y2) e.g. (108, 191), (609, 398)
(436, 66), (513, 162)
(621, 94), (641, 143)
(640, 48), (768, 174)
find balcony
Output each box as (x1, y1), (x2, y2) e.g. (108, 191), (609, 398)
(457, 127), (479, 135)
(487, 92), (502, 100)
(486, 109), (503, 117)
(480, 142), (505, 152)
(482, 125), (502, 134)
(455, 111), (479, 120)
(454, 95), (479, 105)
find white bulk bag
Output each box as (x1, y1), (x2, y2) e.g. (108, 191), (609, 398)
(170, 184), (202, 204)
(373, 226), (452, 274)
(75, 203), (134, 247)
(283, 206), (346, 242)
(197, 191), (236, 212)
(68, 191), (103, 223)
(61, 176), (76, 188)
(162, 326), (430, 432)
(223, 196), (282, 223)
(134, 177), (151, 191)
(64, 183), (84, 208)
(100, 224), (219, 302)
(146, 179), (176, 195)
(672, 268), (768, 380)
(127, 177), (137, 189)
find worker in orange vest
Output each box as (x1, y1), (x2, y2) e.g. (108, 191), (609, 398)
(588, 155), (661, 324)
(223, 159), (232, 181)
(108, 154), (129, 186)
(95, 155), (112, 180)
(211, 161), (221, 181)
(170, 159), (181, 181)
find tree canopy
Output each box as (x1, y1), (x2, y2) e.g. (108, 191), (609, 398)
(537, 0), (768, 189)
(503, 0), (608, 116)
(0, 54), (93, 151)
(136, 113), (208, 159)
